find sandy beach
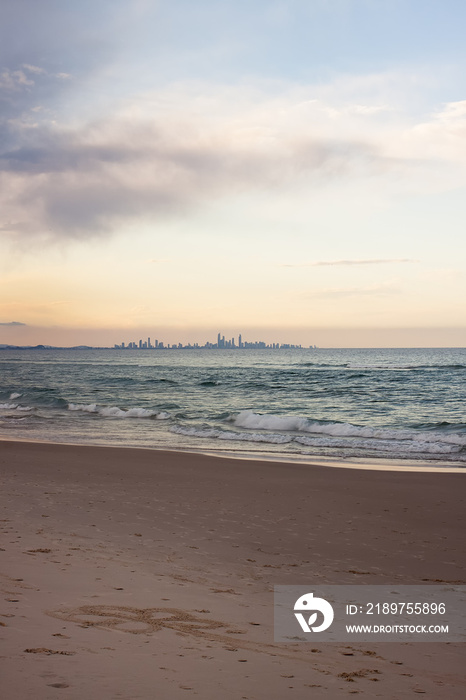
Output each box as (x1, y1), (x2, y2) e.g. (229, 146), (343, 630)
(1, 439), (465, 699)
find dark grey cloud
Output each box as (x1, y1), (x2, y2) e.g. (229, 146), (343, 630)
(0, 129), (143, 174)
(0, 321), (26, 326)
(0, 113), (389, 242)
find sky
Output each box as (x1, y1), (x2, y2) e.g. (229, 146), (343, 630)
(0, 0), (465, 348)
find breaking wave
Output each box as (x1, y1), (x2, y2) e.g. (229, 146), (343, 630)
(68, 403), (170, 419)
(170, 416), (465, 458)
(0, 402), (34, 412)
(227, 410), (466, 447)
(171, 424), (463, 455)
(223, 411), (466, 452)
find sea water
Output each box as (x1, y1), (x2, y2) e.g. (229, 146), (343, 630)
(0, 347), (465, 467)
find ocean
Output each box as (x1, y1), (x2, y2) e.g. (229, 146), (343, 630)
(0, 347), (465, 468)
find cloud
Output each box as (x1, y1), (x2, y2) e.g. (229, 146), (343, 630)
(3, 75), (430, 244)
(0, 63), (71, 99)
(1, 77), (465, 245)
(0, 68), (34, 90)
(0, 321), (26, 325)
(22, 63), (46, 75)
(0, 102), (388, 242)
(282, 258), (418, 268)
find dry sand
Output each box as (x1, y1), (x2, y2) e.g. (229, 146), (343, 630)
(0, 439), (465, 699)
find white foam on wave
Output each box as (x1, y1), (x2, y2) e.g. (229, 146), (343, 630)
(294, 436), (461, 455)
(229, 410), (466, 447)
(232, 411), (309, 432)
(0, 402), (34, 412)
(68, 403), (170, 420)
(171, 423), (462, 455)
(10, 392), (22, 399)
(170, 425), (291, 444)
(68, 403), (98, 413)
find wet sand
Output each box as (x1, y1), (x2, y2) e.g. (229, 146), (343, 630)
(1, 439), (465, 698)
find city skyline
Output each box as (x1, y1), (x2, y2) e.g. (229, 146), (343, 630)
(2, 323), (465, 350)
(114, 332), (311, 350)
(0, 2), (465, 348)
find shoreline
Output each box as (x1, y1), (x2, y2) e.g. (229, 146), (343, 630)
(1, 439), (465, 698)
(1, 436), (464, 473)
